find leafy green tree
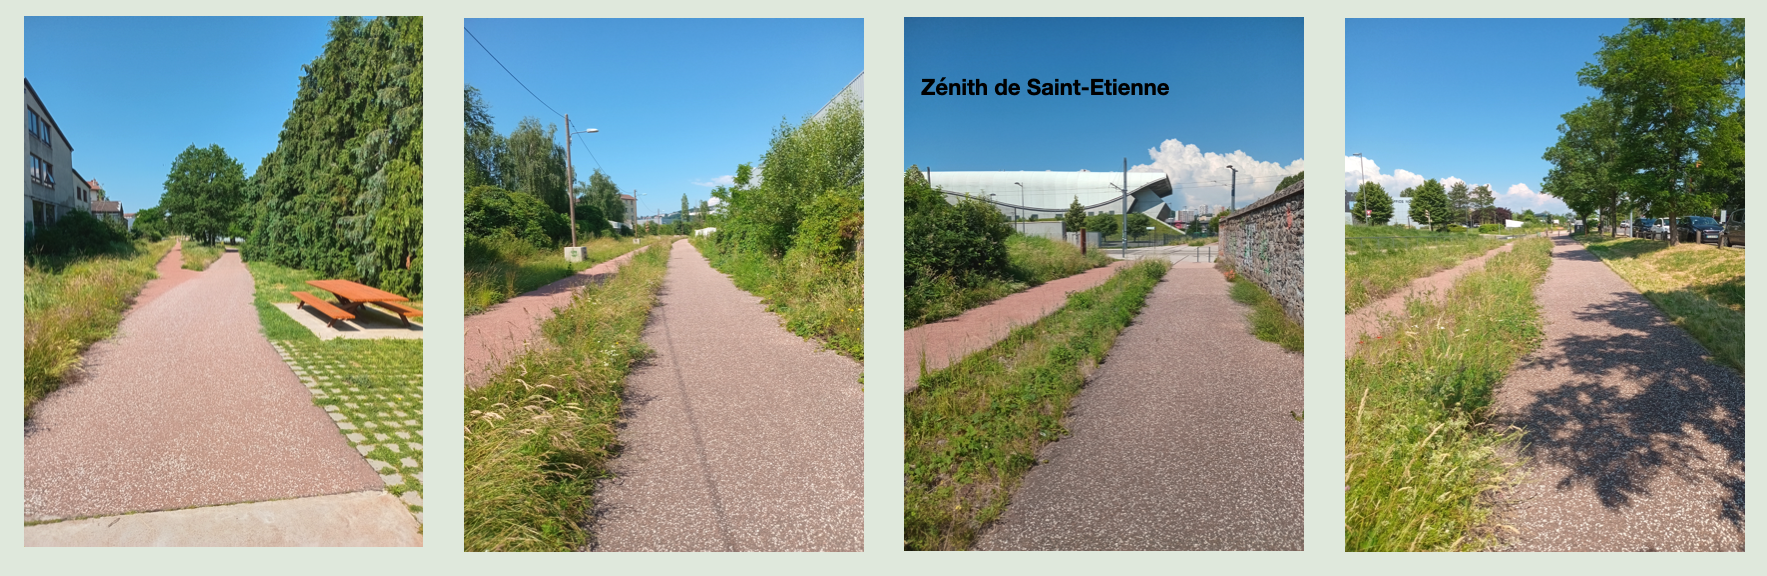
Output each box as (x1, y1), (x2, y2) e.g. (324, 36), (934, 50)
(244, 16), (423, 295)
(1577, 18), (1744, 244)
(1542, 97), (1632, 237)
(132, 206), (171, 241)
(1446, 180), (1473, 226)
(504, 118), (570, 214)
(1471, 184), (1497, 225)
(1063, 196), (1087, 232)
(1085, 212), (1120, 239)
(162, 144), (246, 245)
(712, 97), (862, 257)
(1126, 212), (1155, 240)
(1399, 186), (1415, 198)
(582, 168), (624, 228)
(1408, 179), (1452, 230)
(1273, 170), (1305, 192)
(465, 84), (503, 188)
(1353, 181), (1394, 225)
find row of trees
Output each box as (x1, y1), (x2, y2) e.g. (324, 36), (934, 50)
(1354, 178), (1570, 230)
(1540, 18), (1744, 243)
(465, 84), (630, 244)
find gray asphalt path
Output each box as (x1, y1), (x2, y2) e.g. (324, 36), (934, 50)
(975, 266), (1304, 550)
(589, 240), (863, 551)
(24, 251), (383, 521)
(1494, 237), (1744, 551)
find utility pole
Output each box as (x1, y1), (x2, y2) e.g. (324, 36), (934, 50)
(1226, 164), (1239, 213)
(565, 114), (577, 248)
(1121, 157), (1129, 258)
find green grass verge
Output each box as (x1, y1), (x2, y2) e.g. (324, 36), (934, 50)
(464, 238), (672, 552)
(1228, 277), (1304, 352)
(906, 233), (1113, 328)
(1344, 237), (1553, 552)
(181, 242), (223, 271)
(1578, 236), (1744, 373)
(23, 239), (175, 418)
(693, 236), (864, 360)
(904, 259), (1171, 551)
(245, 259), (426, 520)
(1346, 226), (1509, 313)
(465, 236), (643, 315)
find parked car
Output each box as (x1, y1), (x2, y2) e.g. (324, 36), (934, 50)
(1634, 217), (1671, 240)
(1720, 209), (1743, 248)
(1631, 218), (1655, 238)
(1678, 216), (1723, 245)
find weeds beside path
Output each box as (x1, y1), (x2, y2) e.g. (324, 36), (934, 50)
(181, 241), (224, 271)
(693, 235), (864, 360)
(466, 236), (644, 315)
(1345, 237), (1553, 552)
(1346, 227), (1508, 313)
(463, 241), (672, 552)
(1492, 236), (1744, 551)
(23, 239), (173, 417)
(973, 264), (1303, 551)
(904, 260), (1168, 551)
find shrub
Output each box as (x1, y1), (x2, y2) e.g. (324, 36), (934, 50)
(465, 185), (568, 248)
(1445, 225), (1467, 234)
(905, 194), (1012, 288)
(1478, 223), (1500, 234)
(29, 210), (132, 257)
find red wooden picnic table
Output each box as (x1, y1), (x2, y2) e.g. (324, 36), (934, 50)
(305, 279), (421, 326)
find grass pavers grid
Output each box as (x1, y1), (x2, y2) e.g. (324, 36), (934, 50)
(248, 259), (424, 524)
(271, 340), (424, 522)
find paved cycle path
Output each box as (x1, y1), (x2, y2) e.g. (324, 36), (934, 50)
(1494, 236), (1743, 551)
(590, 240), (863, 551)
(464, 246), (647, 387)
(24, 251), (384, 523)
(904, 261), (1129, 393)
(975, 266), (1304, 550)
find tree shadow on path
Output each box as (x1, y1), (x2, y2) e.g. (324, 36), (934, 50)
(1506, 247), (1743, 533)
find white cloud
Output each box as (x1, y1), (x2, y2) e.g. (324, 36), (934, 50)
(1498, 183), (1563, 211)
(1342, 155), (1425, 193)
(1343, 155), (1570, 213)
(692, 175), (736, 187)
(1131, 139), (1303, 210)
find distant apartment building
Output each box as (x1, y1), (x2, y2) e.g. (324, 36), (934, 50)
(620, 193), (636, 229)
(26, 78), (90, 235)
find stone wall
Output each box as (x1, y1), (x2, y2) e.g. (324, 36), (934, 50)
(1218, 180), (1304, 321)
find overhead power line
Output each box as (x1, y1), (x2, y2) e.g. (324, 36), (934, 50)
(466, 27), (565, 121)
(466, 26), (609, 180)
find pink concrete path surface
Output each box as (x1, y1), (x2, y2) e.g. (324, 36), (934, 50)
(1494, 236), (1743, 551)
(463, 246), (648, 387)
(904, 261), (1131, 393)
(24, 250), (383, 522)
(590, 240), (862, 551)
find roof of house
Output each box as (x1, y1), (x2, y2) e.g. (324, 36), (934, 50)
(124, 212), (137, 218)
(620, 194), (636, 201)
(91, 200), (122, 213)
(24, 78), (76, 152)
(86, 179), (103, 190)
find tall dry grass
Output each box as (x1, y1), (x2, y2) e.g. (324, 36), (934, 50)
(24, 240), (174, 418)
(464, 238), (671, 551)
(1344, 237), (1552, 551)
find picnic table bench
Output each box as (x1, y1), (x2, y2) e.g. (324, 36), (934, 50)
(296, 280), (422, 328)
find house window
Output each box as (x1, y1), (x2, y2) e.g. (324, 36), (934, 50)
(30, 154), (55, 187)
(27, 108), (50, 143)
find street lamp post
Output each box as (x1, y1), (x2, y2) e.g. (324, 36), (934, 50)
(1225, 164), (1238, 213)
(1353, 152), (1365, 224)
(563, 113), (599, 248)
(1013, 181), (1025, 232)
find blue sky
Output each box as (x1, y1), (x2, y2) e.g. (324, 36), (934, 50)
(1346, 18), (1633, 216)
(465, 19), (863, 219)
(25, 17), (336, 214)
(906, 18), (1304, 212)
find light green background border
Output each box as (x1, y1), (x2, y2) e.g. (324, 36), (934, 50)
(1, 0), (1756, 572)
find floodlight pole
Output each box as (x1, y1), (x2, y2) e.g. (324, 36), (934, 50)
(1014, 181), (1025, 232)
(1122, 158), (1129, 258)
(1226, 164), (1239, 213)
